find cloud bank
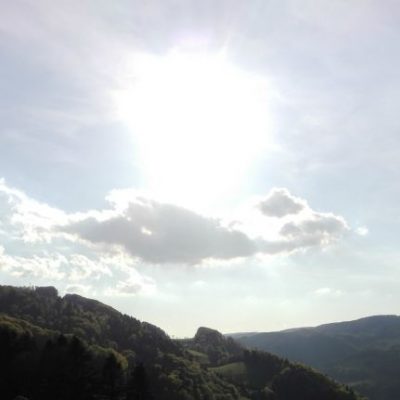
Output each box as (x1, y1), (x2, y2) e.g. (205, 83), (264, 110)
(0, 180), (350, 271)
(62, 197), (257, 264)
(59, 188), (349, 264)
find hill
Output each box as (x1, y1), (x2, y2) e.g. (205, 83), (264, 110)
(230, 316), (400, 400)
(0, 285), (363, 400)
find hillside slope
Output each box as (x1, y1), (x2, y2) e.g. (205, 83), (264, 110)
(0, 285), (364, 400)
(231, 316), (400, 400)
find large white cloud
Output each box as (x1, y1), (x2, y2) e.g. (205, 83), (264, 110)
(61, 190), (351, 263)
(62, 197), (257, 264)
(0, 179), (351, 268)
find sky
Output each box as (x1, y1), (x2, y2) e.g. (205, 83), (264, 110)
(1, 0), (400, 337)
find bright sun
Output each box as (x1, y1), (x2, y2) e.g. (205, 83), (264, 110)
(114, 50), (273, 210)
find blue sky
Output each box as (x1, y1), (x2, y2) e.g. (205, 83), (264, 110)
(1, 0), (400, 337)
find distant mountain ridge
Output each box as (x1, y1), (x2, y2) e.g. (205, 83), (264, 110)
(229, 315), (400, 400)
(0, 285), (363, 400)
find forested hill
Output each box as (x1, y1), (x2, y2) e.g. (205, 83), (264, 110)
(230, 316), (400, 400)
(0, 285), (364, 400)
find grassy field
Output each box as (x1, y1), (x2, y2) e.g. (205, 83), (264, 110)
(210, 362), (248, 382)
(186, 349), (210, 365)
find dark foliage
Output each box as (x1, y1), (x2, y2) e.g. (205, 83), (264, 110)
(0, 285), (364, 400)
(233, 315), (400, 400)
(0, 316), (126, 400)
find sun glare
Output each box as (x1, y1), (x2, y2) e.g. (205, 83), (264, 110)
(114, 50), (273, 210)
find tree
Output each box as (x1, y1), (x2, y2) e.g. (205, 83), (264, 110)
(102, 353), (122, 400)
(126, 363), (152, 400)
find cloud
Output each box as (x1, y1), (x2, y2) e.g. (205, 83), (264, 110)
(279, 211), (349, 248)
(66, 254), (113, 281)
(258, 188), (306, 217)
(62, 190), (350, 263)
(0, 178), (67, 242)
(62, 196), (257, 264)
(0, 179), (350, 267)
(0, 244), (115, 282)
(0, 246), (66, 280)
(255, 189), (349, 254)
(104, 274), (157, 297)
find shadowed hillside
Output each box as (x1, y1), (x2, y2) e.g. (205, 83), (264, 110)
(0, 285), (364, 400)
(230, 316), (400, 400)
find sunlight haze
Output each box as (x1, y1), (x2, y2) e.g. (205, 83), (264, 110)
(113, 50), (273, 209)
(0, 0), (399, 338)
